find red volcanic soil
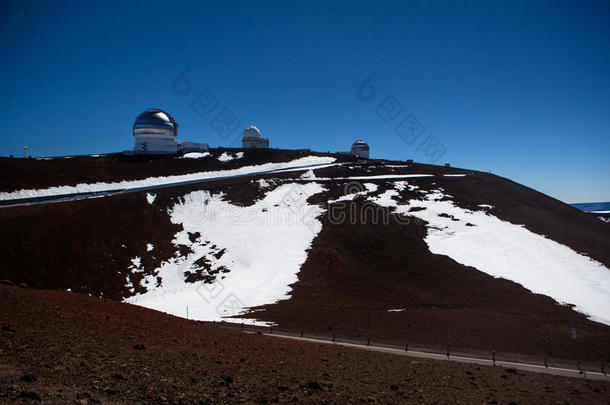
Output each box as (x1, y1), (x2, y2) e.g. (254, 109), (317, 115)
(1, 284), (608, 404)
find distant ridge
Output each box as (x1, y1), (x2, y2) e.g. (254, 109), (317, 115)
(571, 202), (610, 212)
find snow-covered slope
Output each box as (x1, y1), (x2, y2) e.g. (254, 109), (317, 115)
(371, 182), (610, 325)
(126, 182), (326, 324)
(124, 173), (610, 327)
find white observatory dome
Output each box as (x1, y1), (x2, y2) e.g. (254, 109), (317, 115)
(242, 125), (269, 149)
(242, 126), (261, 139)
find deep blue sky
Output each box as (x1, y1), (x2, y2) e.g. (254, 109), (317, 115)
(1, 0), (608, 203)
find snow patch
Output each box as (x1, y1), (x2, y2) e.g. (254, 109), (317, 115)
(125, 183), (327, 324)
(218, 151), (244, 162)
(146, 193), (156, 204)
(257, 179), (271, 188)
(125, 256), (144, 293)
(329, 174), (433, 180)
(370, 184), (610, 325)
(328, 183), (379, 204)
(182, 152), (210, 159)
(300, 169), (316, 180)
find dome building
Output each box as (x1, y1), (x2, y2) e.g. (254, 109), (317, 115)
(242, 126), (269, 149)
(132, 108), (208, 155)
(336, 140), (370, 159)
(350, 140), (370, 158)
(133, 109), (179, 154)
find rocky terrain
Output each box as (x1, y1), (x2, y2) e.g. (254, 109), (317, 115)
(1, 284), (608, 404)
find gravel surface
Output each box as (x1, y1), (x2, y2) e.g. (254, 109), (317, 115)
(1, 285), (608, 404)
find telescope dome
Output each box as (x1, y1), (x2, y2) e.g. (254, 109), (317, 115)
(242, 125), (269, 148)
(133, 108), (178, 137)
(350, 140), (370, 158)
(242, 126), (261, 139)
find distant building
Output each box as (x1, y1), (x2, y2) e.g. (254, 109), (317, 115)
(179, 141), (209, 153)
(350, 140), (370, 158)
(133, 108), (208, 154)
(242, 126), (269, 148)
(337, 140), (370, 159)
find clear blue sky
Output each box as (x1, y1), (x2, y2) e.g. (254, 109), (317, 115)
(1, 0), (608, 203)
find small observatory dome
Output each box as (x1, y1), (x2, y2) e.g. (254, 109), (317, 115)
(133, 109), (179, 137)
(242, 125), (269, 149)
(350, 140), (370, 159)
(242, 125), (261, 139)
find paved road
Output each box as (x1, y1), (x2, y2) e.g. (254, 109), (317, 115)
(248, 330), (610, 381)
(0, 161), (347, 208)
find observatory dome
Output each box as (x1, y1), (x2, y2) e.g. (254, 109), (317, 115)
(133, 109), (178, 137)
(133, 108), (179, 154)
(242, 125), (269, 149)
(242, 126), (261, 139)
(350, 140), (370, 158)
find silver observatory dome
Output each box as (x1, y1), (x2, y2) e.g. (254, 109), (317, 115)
(133, 108), (179, 137)
(351, 140), (369, 151)
(350, 140), (370, 158)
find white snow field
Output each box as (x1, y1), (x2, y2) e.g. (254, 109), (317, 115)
(370, 183), (610, 325)
(125, 182), (327, 324)
(0, 156), (336, 200)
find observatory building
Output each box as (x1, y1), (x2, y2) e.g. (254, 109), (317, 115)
(133, 108), (208, 154)
(242, 126), (269, 149)
(133, 109), (179, 154)
(350, 140), (370, 158)
(338, 140), (370, 159)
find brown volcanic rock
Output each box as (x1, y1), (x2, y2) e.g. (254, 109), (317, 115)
(0, 284), (608, 404)
(0, 189), (182, 299)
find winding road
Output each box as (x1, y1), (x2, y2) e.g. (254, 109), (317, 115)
(0, 160), (348, 208)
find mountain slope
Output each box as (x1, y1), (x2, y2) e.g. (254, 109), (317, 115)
(0, 151), (609, 362)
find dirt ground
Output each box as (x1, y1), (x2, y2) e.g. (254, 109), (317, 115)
(1, 284), (608, 404)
